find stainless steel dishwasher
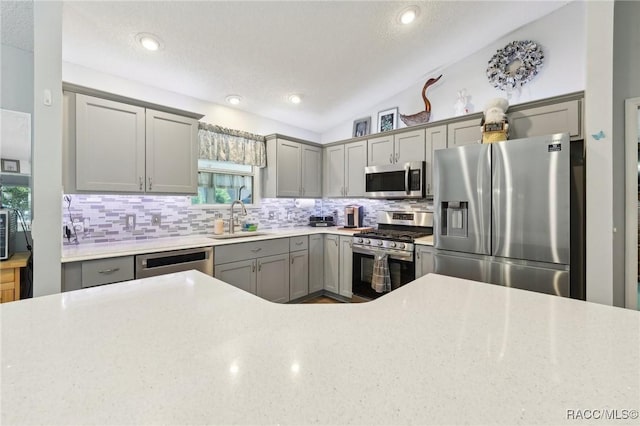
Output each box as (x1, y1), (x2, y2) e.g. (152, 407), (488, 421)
(135, 247), (214, 279)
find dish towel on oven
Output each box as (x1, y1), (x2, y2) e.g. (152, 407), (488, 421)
(371, 253), (391, 293)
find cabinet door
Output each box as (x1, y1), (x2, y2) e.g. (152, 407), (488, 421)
(447, 118), (481, 147)
(145, 109), (198, 194)
(344, 141), (367, 197)
(215, 259), (257, 295)
(508, 100), (581, 140)
(75, 94), (146, 192)
(339, 236), (353, 298)
(276, 139), (302, 197)
(308, 234), (324, 293)
(425, 125), (447, 196)
(257, 253), (290, 303)
(367, 134), (394, 166)
(301, 145), (322, 197)
(289, 250), (309, 300)
(324, 145), (345, 197)
(415, 246), (435, 278)
(395, 129), (426, 164)
(323, 235), (340, 293)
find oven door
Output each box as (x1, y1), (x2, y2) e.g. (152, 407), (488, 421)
(352, 246), (415, 300)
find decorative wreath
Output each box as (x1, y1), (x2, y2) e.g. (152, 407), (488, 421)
(486, 40), (544, 91)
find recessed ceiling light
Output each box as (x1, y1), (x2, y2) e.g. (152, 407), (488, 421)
(225, 95), (242, 105)
(288, 94), (302, 104)
(135, 33), (163, 51)
(399, 6), (419, 25)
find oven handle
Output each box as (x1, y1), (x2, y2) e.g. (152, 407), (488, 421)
(352, 245), (413, 261)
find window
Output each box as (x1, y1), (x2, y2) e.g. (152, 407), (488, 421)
(191, 159), (257, 206)
(1, 184), (31, 226)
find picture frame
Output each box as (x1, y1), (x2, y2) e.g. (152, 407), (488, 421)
(1, 158), (20, 173)
(377, 107), (398, 133)
(352, 116), (371, 138)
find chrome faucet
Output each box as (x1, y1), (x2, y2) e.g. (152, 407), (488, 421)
(229, 200), (248, 234)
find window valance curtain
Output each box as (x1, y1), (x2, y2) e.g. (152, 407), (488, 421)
(198, 123), (266, 168)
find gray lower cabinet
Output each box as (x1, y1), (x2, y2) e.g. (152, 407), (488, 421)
(62, 256), (134, 291)
(214, 238), (293, 303)
(214, 259), (257, 295)
(308, 234), (324, 293)
(324, 234), (340, 293)
(257, 253), (290, 303)
(415, 245), (435, 278)
(339, 236), (353, 298)
(289, 250), (309, 300)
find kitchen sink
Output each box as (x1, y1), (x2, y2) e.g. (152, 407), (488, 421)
(209, 232), (270, 240)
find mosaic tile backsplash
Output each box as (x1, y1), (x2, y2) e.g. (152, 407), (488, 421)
(62, 194), (433, 245)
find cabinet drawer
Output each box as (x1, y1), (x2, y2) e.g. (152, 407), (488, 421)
(81, 256), (135, 288)
(215, 238), (289, 264)
(289, 235), (308, 252)
(1, 269), (14, 284)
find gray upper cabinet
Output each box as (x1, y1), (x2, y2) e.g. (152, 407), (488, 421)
(508, 100), (581, 140)
(75, 94), (146, 192)
(263, 137), (322, 198)
(145, 109), (198, 194)
(368, 129), (425, 166)
(425, 125), (447, 196)
(67, 92), (199, 194)
(324, 141), (366, 197)
(447, 118), (481, 147)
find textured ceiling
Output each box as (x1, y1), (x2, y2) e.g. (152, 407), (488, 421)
(60, 2), (570, 134)
(0, 0), (33, 52)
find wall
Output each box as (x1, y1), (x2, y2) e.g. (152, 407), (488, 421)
(62, 62), (321, 143)
(612, 0), (640, 307)
(0, 43), (33, 252)
(61, 194), (432, 245)
(321, 1), (586, 143)
(32, 1), (63, 297)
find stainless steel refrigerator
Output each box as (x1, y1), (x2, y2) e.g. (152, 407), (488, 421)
(433, 133), (584, 297)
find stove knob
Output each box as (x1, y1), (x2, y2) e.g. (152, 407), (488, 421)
(397, 243), (405, 249)
(357, 238), (363, 243)
(376, 240), (383, 246)
(389, 242), (396, 248)
(364, 239), (370, 245)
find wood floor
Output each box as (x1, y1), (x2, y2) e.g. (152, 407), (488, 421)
(302, 296), (342, 304)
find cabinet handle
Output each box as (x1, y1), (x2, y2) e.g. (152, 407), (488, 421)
(395, 152), (399, 162)
(252, 261), (256, 272)
(251, 248), (262, 253)
(139, 177), (143, 191)
(295, 241), (303, 246)
(334, 238), (338, 246)
(345, 186), (348, 195)
(148, 177), (153, 191)
(98, 268), (120, 274)
(389, 153), (393, 164)
(417, 251), (420, 259)
(258, 262), (261, 271)
(291, 257), (294, 264)
(427, 183), (430, 194)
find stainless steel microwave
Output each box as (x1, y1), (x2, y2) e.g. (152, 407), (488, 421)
(364, 161), (426, 199)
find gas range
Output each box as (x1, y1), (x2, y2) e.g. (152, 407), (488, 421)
(352, 211), (433, 258)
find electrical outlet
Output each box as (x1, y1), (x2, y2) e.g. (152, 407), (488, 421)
(151, 213), (161, 226)
(268, 211), (275, 220)
(125, 214), (136, 231)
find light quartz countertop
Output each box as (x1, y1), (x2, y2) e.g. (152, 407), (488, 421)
(2, 271), (638, 425)
(61, 226), (372, 263)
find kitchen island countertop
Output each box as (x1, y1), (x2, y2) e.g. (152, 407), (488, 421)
(1, 271), (638, 425)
